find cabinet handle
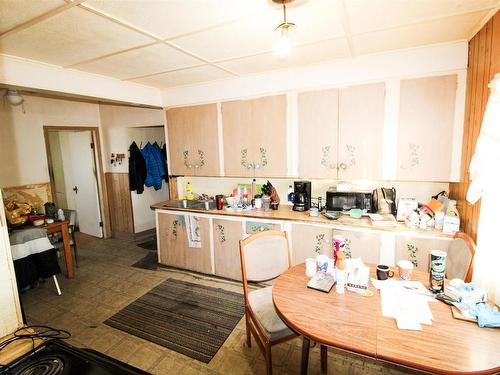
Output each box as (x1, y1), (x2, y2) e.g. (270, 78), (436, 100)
(338, 162), (347, 171)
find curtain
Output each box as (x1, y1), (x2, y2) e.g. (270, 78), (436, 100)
(467, 73), (500, 305)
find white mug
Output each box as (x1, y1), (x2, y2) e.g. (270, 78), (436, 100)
(305, 258), (317, 278)
(226, 197), (234, 207)
(397, 260), (414, 280)
(316, 254), (329, 272)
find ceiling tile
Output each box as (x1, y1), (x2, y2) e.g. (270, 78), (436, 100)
(352, 10), (490, 55)
(346, 0), (498, 34)
(0, 0), (65, 34)
(131, 65), (233, 88)
(171, 0), (344, 61)
(218, 38), (351, 75)
(75, 43), (203, 79)
(83, 0), (269, 39)
(0, 7), (154, 66)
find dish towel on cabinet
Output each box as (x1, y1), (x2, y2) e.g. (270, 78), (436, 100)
(185, 215), (201, 248)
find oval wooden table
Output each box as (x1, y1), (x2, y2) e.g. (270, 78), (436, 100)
(272, 263), (500, 375)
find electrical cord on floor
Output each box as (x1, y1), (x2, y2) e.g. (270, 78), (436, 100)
(0, 325), (71, 370)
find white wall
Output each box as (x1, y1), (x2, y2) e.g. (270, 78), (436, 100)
(0, 95), (100, 188)
(0, 191), (22, 337)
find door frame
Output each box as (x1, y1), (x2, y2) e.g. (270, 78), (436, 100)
(43, 126), (110, 238)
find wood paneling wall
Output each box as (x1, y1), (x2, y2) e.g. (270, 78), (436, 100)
(450, 11), (500, 242)
(105, 173), (134, 234)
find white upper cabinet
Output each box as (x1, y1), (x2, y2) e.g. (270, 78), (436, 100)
(222, 95), (287, 177)
(298, 89), (339, 179)
(397, 75), (457, 181)
(338, 83), (385, 180)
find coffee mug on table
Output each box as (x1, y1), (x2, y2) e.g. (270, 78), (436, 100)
(316, 254), (329, 272)
(376, 264), (394, 280)
(397, 260), (414, 280)
(305, 258), (317, 277)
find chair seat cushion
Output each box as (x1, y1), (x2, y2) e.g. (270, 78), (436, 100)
(248, 286), (294, 341)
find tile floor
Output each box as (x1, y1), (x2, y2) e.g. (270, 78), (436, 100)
(20, 236), (420, 375)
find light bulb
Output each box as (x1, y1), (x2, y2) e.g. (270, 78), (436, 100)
(274, 28), (291, 57)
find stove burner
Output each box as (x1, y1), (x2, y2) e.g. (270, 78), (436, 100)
(16, 356), (65, 375)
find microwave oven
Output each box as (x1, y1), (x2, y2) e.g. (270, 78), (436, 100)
(325, 189), (373, 213)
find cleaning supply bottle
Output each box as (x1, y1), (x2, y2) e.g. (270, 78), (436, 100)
(185, 181), (194, 200)
(251, 178), (257, 199)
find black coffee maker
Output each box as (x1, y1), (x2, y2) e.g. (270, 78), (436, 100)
(293, 181), (311, 212)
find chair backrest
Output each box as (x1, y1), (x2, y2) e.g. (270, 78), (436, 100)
(239, 230), (292, 302)
(446, 232), (476, 282)
(62, 209), (77, 227)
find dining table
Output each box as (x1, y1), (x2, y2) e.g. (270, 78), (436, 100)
(272, 263), (500, 375)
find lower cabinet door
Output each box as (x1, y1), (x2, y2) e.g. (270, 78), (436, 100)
(158, 213), (186, 268)
(333, 229), (382, 265)
(184, 217), (212, 274)
(291, 224), (334, 265)
(213, 219), (244, 281)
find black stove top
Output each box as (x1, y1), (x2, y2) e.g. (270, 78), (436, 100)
(1, 340), (149, 375)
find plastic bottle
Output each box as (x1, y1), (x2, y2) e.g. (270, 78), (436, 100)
(287, 185), (295, 206)
(251, 179), (257, 199)
(185, 181), (194, 200)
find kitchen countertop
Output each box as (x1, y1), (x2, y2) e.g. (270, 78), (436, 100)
(151, 201), (454, 240)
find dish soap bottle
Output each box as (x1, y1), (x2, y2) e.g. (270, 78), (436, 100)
(185, 181), (194, 200)
(287, 185), (295, 206)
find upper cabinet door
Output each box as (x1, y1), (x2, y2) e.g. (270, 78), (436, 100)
(298, 89), (339, 179)
(166, 104), (220, 176)
(338, 83), (385, 180)
(222, 95), (287, 177)
(397, 75), (457, 181)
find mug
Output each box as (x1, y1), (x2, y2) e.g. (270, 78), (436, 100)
(316, 254), (329, 272)
(226, 197), (234, 208)
(397, 260), (414, 280)
(254, 198), (262, 209)
(376, 264), (394, 280)
(305, 258), (317, 277)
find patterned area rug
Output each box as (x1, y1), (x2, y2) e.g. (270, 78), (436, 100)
(105, 278), (245, 363)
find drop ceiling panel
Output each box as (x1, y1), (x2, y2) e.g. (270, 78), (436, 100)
(83, 0), (269, 39)
(131, 65), (233, 88)
(0, 7), (153, 66)
(172, 0), (344, 62)
(352, 10), (490, 55)
(219, 38), (351, 75)
(0, 0), (65, 34)
(75, 43), (203, 79)
(347, 0), (498, 34)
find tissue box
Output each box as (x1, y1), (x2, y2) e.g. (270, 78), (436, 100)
(444, 285), (487, 304)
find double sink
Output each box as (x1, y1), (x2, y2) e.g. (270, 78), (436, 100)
(163, 199), (216, 211)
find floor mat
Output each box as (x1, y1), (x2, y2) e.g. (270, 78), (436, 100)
(136, 238), (157, 251)
(104, 278), (245, 363)
(131, 251), (158, 271)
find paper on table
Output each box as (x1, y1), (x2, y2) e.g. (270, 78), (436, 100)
(380, 284), (434, 330)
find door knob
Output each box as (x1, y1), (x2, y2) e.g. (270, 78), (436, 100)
(72, 186), (79, 194)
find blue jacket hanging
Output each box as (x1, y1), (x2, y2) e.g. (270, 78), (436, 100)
(141, 142), (165, 190)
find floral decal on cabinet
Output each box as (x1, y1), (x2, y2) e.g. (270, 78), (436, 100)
(320, 146), (336, 169)
(215, 224), (226, 243)
(346, 145), (356, 167)
(171, 220), (179, 239)
(314, 234), (326, 254)
(407, 244), (419, 268)
(400, 143), (420, 170)
(241, 147), (268, 170)
(183, 149), (205, 169)
(259, 147), (268, 167)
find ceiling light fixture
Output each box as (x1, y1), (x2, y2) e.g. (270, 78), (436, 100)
(273, 0), (296, 57)
(4, 90), (24, 106)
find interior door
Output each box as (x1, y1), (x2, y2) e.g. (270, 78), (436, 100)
(68, 131), (103, 238)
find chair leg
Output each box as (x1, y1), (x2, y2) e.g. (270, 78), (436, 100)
(321, 345), (328, 374)
(265, 342), (273, 375)
(245, 314), (251, 348)
(53, 275), (62, 296)
(301, 336), (311, 375)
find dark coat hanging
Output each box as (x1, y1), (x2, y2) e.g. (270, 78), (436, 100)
(129, 141), (147, 194)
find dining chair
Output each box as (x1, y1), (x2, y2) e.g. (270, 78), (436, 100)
(446, 232), (476, 282)
(239, 230), (297, 375)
